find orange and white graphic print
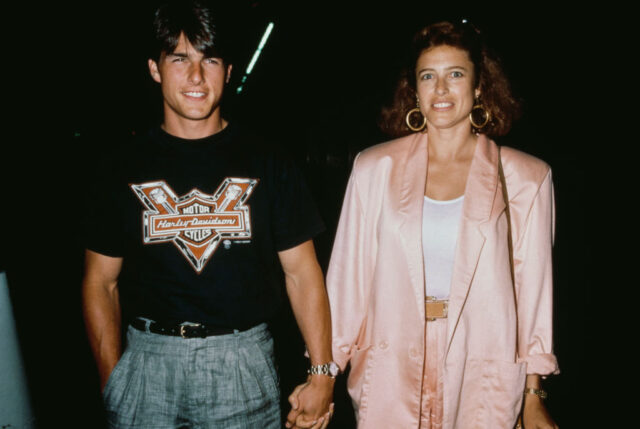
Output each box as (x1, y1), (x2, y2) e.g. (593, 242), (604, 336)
(131, 178), (258, 273)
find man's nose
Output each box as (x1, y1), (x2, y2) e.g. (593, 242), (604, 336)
(188, 63), (204, 85)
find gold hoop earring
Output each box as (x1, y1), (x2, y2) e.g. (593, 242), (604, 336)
(405, 108), (426, 132)
(406, 95), (426, 132)
(469, 103), (491, 129)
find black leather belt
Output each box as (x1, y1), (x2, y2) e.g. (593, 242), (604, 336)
(131, 318), (250, 338)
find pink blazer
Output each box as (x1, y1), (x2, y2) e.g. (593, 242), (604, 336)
(326, 133), (559, 429)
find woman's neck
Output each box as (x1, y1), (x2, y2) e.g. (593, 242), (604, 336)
(426, 126), (477, 163)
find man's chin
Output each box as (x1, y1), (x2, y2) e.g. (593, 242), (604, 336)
(182, 108), (216, 120)
(170, 109), (218, 122)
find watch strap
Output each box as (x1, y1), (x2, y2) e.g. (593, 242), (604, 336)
(308, 362), (339, 378)
(523, 387), (548, 399)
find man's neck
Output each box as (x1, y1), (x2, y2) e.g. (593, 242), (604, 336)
(162, 114), (228, 140)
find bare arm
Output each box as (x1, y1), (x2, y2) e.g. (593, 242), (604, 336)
(279, 240), (334, 429)
(521, 374), (558, 429)
(82, 249), (123, 391)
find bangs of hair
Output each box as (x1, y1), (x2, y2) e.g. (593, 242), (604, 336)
(409, 22), (483, 88)
(152, 0), (228, 61)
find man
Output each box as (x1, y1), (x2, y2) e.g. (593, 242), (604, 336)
(82, 2), (335, 427)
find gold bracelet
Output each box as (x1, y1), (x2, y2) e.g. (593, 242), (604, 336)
(523, 387), (548, 399)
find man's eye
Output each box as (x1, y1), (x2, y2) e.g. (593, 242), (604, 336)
(451, 71), (463, 78)
(172, 57), (186, 63)
(205, 58), (220, 64)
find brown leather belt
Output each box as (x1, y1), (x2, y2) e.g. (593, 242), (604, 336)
(425, 297), (448, 321)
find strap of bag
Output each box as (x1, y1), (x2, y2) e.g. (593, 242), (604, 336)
(500, 148), (529, 429)
(499, 147), (522, 376)
(498, 147), (515, 286)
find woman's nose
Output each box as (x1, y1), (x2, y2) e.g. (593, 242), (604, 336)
(435, 78), (448, 95)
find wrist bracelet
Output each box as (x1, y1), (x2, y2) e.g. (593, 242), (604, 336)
(523, 387), (547, 399)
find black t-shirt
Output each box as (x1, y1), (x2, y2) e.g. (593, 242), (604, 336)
(84, 124), (324, 327)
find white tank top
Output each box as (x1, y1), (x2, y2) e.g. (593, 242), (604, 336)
(422, 195), (464, 299)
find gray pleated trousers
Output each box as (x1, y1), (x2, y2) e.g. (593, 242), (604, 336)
(103, 323), (280, 428)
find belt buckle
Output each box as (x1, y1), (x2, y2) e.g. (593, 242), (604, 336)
(179, 323), (202, 338)
(425, 296), (448, 321)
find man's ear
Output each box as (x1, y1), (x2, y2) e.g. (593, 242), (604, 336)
(148, 59), (162, 83)
(225, 64), (233, 83)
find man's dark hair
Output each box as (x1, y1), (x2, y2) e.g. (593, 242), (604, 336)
(151, 0), (231, 63)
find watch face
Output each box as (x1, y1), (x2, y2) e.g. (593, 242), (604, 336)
(329, 362), (340, 376)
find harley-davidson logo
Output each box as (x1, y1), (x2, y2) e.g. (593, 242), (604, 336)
(131, 178), (258, 273)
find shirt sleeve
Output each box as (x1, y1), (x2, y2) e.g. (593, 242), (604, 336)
(82, 170), (126, 258)
(514, 169), (560, 375)
(270, 154), (325, 251)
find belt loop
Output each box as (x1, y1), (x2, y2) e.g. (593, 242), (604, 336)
(137, 317), (153, 332)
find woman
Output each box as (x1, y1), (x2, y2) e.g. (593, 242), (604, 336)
(326, 21), (559, 428)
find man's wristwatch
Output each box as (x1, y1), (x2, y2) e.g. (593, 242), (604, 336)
(308, 361), (340, 378)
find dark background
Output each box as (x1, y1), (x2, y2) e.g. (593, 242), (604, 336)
(2, 1), (598, 427)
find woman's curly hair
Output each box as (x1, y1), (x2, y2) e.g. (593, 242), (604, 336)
(380, 21), (520, 138)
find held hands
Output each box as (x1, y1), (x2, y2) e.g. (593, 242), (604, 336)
(286, 375), (335, 429)
(520, 394), (559, 429)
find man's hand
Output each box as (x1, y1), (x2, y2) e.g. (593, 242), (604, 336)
(279, 241), (335, 428)
(286, 375), (335, 429)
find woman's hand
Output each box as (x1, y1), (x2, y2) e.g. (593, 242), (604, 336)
(286, 375), (335, 429)
(521, 394), (558, 429)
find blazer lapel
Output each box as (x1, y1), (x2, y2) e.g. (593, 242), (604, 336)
(396, 133), (429, 321)
(444, 135), (503, 361)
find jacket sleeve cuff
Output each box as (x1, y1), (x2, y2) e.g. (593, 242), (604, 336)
(332, 344), (352, 373)
(518, 353), (560, 376)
